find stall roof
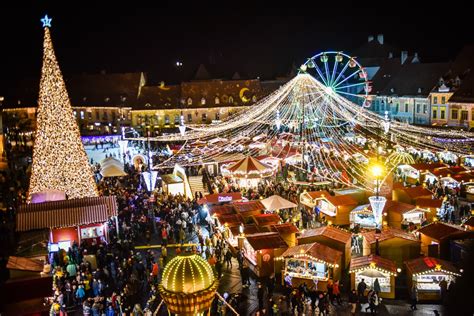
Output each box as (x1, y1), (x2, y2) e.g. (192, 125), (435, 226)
(414, 198), (443, 209)
(452, 173), (474, 183)
(372, 200), (415, 215)
(405, 256), (460, 276)
(7, 256), (44, 272)
(306, 191), (358, 206)
(408, 163), (446, 171)
(216, 213), (244, 227)
(161, 174), (183, 184)
(362, 227), (419, 244)
(200, 192), (243, 205)
(233, 201), (265, 216)
(271, 223), (299, 234)
(230, 224), (260, 236)
(245, 232), (288, 250)
(298, 225), (351, 244)
(16, 196), (118, 232)
(462, 216), (474, 227)
(279, 242), (342, 266)
(349, 255), (398, 274)
(252, 213), (281, 227)
(398, 186), (433, 199)
(209, 204), (235, 216)
(416, 222), (464, 241)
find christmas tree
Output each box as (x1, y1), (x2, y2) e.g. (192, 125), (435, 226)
(28, 16), (98, 200)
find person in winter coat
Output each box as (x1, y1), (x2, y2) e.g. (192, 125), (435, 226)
(349, 289), (358, 316)
(333, 280), (342, 305)
(75, 284), (85, 304)
(410, 285), (418, 310)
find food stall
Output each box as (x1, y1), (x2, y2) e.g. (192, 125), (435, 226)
(405, 257), (460, 301)
(349, 255), (398, 299)
(350, 204), (377, 229)
(276, 242), (342, 291)
(243, 232), (288, 277)
(300, 190), (358, 226)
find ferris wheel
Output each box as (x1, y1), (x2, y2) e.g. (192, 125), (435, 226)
(300, 51), (371, 107)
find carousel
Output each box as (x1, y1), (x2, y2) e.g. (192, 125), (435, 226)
(159, 253), (219, 316)
(224, 156), (275, 188)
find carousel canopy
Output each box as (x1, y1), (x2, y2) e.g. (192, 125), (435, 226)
(260, 195), (297, 211)
(227, 156), (274, 178)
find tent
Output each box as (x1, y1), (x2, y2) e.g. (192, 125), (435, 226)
(100, 159), (127, 177)
(260, 195), (297, 211)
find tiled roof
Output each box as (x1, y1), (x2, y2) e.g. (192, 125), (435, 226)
(280, 242), (342, 266)
(252, 213), (281, 227)
(232, 201), (265, 215)
(362, 227), (419, 244)
(271, 223), (299, 234)
(405, 257), (460, 275)
(135, 84), (181, 109)
(216, 214), (243, 227)
(229, 224), (260, 236)
(349, 255), (397, 274)
(398, 186), (433, 199)
(245, 232), (288, 250)
(298, 225), (351, 244)
(209, 204), (235, 216)
(414, 198), (443, 209)
(450, 72), (474, 103)
(416, 222), (463, 241)
(369, 200), (415, 215)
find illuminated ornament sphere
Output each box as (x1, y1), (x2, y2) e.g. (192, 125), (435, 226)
(159, 253), (218, 315)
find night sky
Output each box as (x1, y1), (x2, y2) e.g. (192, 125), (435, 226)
(1, 3), (473, 94)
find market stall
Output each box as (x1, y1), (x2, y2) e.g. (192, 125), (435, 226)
(243, 232), (288, 277)
(350, 204), (376, 229)
(461, 155), (474, 169)
(349, 255), (398, 299)
(300, 190), (358, 226)
(276, 242), (342, 291)
(405, 257), (460, 301)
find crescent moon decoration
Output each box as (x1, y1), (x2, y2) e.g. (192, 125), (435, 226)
(159, 81), (171, 91)
(239, 88), (250, 103)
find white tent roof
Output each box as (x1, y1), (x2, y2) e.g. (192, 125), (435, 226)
(260, 195), (297, 210)
(100, 164), (127, 177)
(100, 157), (123, 167)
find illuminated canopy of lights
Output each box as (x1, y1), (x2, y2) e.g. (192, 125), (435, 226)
(28, 19), (98, 200)
(126, 59), (473, 191)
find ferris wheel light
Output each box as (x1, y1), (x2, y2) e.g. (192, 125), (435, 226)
(300, 64), (308, 72)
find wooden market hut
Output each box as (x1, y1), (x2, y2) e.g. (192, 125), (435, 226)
(414, 198), (443, 222)
(277, 242), (342, 291)
(405, 256), (461, 301)
(233, 200), (265, 222)
(361, 227), (421, 266)
(297, 225), (352, 269)
(349, 255), (398, 299)
(252, 213), (282, 231)
(392, 186), (433, 205)
(243, 232), (288, 277)
(416, 222), (465, 259)
(299, 190), (358, 226)
(381, 200), (424, 229)
(271, 223), (299, 247)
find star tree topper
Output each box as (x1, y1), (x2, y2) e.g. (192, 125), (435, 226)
(41, 15), (52, 28)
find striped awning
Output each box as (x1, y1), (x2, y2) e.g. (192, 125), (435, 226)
(16, 196), (118, 232)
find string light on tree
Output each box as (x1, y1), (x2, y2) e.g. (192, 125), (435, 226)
(28, 15), (98, 200)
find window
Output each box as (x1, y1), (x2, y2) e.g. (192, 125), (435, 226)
(423, 104), (427, 114)
(405, 103), (409, 112)
(433, 96), (438, 104)
(73, 110), (77, 117)
(229, 96), (234, 104)
(187, 98), (192, 106)
(461, 111), (468, 121)
(215, 97), (220, 105)
(441, 96), (446, 104)
(201, 98), (206, 105)
(187, 114), (193, 123)
(103, 111), (108, 120)
(416, 104), (421, 113)
(95, 111), (100, 120)
(80, 111), (84, 120)
(432, 109), (437, 119)
(112, 111), (116, 120)
(88, 112), (92, 120)
(174, 115), (180, 124)
(395, 104), (399, 113)
(452, 109), (458, 120)
(165, 115), (170, 124)
(202, 113), (207, 122)
(441, 110), (445, 119)
(215, 112), (220, 120)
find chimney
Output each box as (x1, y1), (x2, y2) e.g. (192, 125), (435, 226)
(377, 34), (384, 45)
(368, 35), (374, 42)
(388, 52), (393, 59)
(401, 51), (408, 65)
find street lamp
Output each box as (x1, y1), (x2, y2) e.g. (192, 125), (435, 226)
(369, 164), (386, 230)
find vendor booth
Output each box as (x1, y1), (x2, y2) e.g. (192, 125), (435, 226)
(350, 205), (376, 229)
(405, 257), (460, 301)
(276, 242), (342, 291)
(416, 221), (463, 258)
(349, 255), (398, 299)
(242, 232), (288, 277)
(461, 155), (474, 169)
(463, 182), (474, 201)
(300, 190), (358, 225)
